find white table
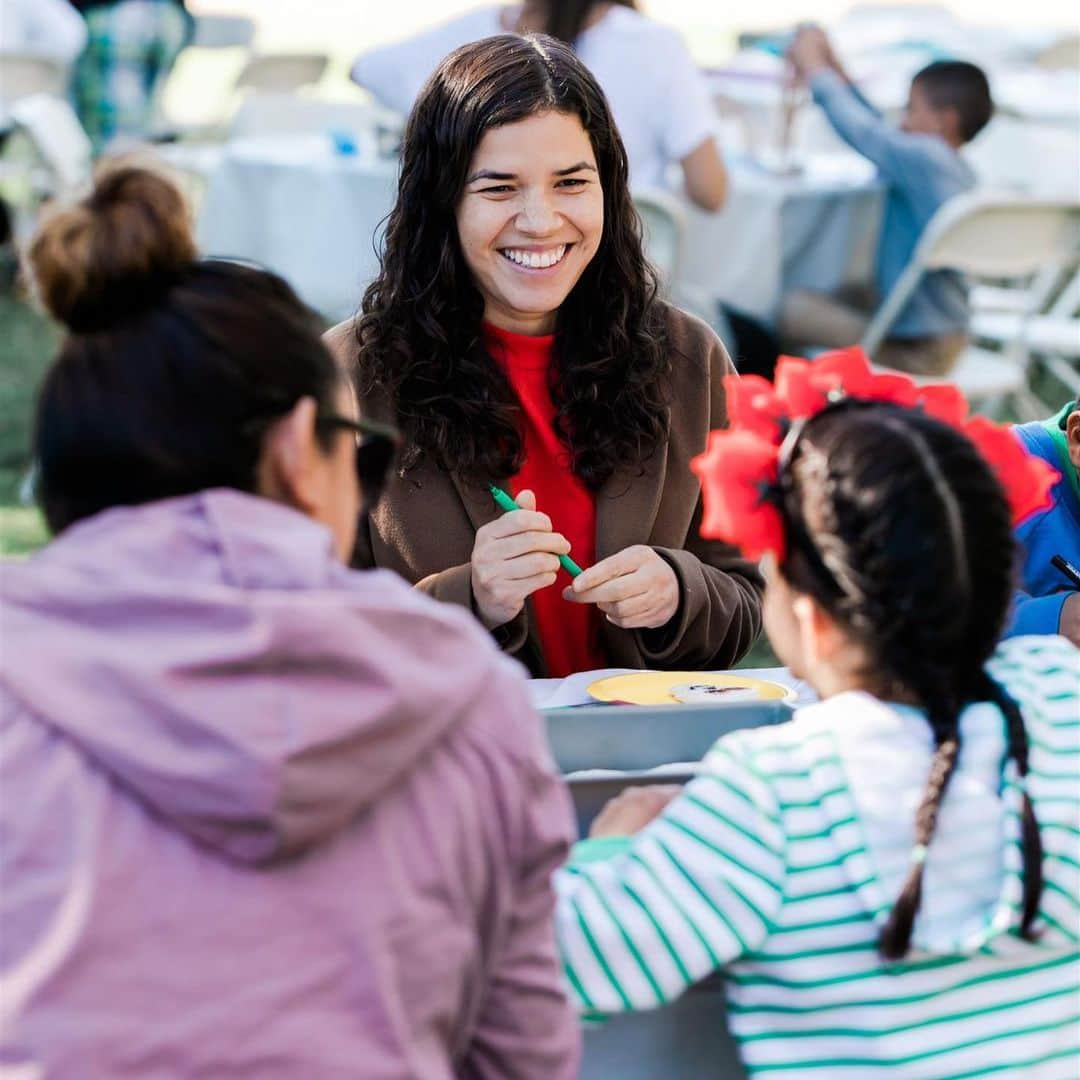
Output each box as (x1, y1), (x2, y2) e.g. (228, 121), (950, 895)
(678, 152), (883, 326)
(179, 134), (399, 320)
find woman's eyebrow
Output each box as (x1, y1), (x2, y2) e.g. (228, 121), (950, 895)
(553, 162), (597, 176)
(465, 162), (598, 184)
(466, 169), (516, 184)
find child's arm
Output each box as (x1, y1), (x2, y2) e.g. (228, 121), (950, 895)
(809, 68), (930, 190)
(1006, 589), (1075, 640)
(553, 737), (786, 1013)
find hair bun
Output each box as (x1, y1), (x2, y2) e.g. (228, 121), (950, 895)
(29, 163), (197, 332)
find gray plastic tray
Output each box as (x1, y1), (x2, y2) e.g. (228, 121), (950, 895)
(543, 698), (793, 775)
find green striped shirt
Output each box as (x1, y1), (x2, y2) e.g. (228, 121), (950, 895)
(555, 636), (1080, 1077)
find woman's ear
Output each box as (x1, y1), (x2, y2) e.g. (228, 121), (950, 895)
(256, 396), (322, 514)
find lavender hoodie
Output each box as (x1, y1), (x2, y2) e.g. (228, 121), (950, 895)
(0, 490), (579, 1079)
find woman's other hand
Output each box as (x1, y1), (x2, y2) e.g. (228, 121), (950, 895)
(564, 545), (679, 629)
(589, 785), (684, 838)
(471, 489), (571, 629)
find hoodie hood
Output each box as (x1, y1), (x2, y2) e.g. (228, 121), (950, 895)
(1, 490), (517, 865)
(793, 691), (1027, 955)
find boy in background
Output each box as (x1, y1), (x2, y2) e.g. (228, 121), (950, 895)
(1007, 401), (1080, 646)
(782, 26), (993, 376)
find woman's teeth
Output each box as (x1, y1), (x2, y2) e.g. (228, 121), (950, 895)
(500, 245), (568, 269)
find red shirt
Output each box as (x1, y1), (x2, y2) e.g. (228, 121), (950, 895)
(483, 322), (606, 677)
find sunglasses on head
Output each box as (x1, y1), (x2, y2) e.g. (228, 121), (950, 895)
(315, 413), (402, 507)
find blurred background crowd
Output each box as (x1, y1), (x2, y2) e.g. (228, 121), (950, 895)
(1, 0), (1078, 555)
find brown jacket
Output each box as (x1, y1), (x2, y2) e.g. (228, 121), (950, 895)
(325, 304), (763, 677)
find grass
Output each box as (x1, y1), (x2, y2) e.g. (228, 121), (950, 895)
(0, 290), (56, 555)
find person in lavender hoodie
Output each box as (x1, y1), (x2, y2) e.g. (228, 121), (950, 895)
(0, 164), (579, 1079)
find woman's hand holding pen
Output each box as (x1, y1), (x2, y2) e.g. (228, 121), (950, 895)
(471, 489), (571, 630)
(564, 545), (679, 630)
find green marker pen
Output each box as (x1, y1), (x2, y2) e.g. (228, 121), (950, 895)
(489, 485), (584, 578)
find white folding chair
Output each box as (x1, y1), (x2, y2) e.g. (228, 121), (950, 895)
(860, 193), (1080, 414)
(633, 188), (687, 290)
(633, 187), (723, 331)
(0, 54), (67, 103)
(233, 53), (330, 95)
(970, 263), (1070, 317)
(973, 267), (1080, 400)
(0, 95), (92, 247)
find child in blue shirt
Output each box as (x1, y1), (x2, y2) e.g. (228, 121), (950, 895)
(780, 26), (993, 376)
(1006, 401), (1080, 645)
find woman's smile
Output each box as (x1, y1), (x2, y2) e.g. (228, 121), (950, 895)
(498, 243), (572, 271)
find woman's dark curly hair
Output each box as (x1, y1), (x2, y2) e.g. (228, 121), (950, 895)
(779, 402), (1042, 960)
(355, 32), (670, 490)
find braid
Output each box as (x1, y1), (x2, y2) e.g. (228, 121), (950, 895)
(974, 671), (1044, 938)
(780, 401), (1020, 960)
(878, 694), (961, 959)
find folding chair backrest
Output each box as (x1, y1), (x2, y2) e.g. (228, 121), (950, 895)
(1034, 34), (1080, 70)
(0, 54), (66, 101)
(920, 197), (1080, 278)
(633, 187), (688, 294)
(862, 193), (1080, 355)
(190, 15), (256, 50)
(234, 53), (330, 95)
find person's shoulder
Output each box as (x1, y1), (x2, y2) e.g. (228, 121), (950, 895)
(324, 317), (359, 366)
(660, 301), (721, 351)
(340, 565), (547, 761)
(902, 131), (972, 179)
(659, 302), (728, 374)
(1012, 418), (1058, 467)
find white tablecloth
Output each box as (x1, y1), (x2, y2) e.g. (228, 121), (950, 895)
(184, 135), (399, 320)
(678, 152), (883, 326)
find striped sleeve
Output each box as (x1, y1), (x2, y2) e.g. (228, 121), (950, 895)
(554, 735), (786, 1014)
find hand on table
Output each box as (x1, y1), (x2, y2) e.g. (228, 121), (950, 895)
(471, 489), (571, 630)
(1059, 593), (1080, 648)
(563, 545), (679, 630)
(589, 785), (684, 838)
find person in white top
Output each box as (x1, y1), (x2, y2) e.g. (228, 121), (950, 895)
(351, 1), (727, 211)
(0, 0), (87, 62)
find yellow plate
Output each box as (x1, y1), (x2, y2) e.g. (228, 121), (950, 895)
(586, 671), (796, 706)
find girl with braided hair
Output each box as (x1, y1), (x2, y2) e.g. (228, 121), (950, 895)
(554, 352), (1079, 1077)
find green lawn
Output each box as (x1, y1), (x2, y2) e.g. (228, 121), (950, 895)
(0, 291), (56, 556)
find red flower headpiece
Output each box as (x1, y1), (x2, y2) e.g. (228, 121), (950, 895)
(690, 346), (1060, 562)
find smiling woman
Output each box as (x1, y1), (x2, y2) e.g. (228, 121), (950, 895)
(457, 112), (605, 336)
(327, 33), (763, 677)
